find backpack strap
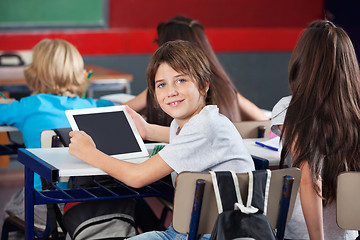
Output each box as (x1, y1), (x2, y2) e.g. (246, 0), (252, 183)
(210, 171), (239, 213)
(236, 169), (271, 215)
(211, 170), (272, 216)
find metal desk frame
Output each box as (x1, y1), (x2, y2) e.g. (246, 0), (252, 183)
(17, 149), (174, 239)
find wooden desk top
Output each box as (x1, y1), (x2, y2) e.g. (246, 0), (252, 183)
(0, 126), (19, 133)
(0, 64), (133, 86)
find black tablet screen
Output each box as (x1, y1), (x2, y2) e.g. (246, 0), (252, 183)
(73, 111), (141, 155)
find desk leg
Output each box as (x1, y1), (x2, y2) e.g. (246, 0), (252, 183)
(24, 167), (34, 240)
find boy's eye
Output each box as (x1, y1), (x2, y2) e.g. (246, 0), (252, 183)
(177, 79), (186, 84)
(157, 83), (166, 88)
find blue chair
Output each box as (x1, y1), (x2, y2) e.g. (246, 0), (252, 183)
(252, 155), (270, 170)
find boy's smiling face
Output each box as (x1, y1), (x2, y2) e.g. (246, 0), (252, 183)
(155, 63), (208, 128)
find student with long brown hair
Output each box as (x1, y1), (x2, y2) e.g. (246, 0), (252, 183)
(126, 16), (268, 126)
(278, 20), (360, 239)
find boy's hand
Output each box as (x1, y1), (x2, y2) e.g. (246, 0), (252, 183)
(69, 131), (97, 162)
(0, 98), (16, 104)
(125, 105), (148, 140)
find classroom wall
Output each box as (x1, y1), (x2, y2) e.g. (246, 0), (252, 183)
(83, 52), (291, 110)
(0, 0), (327, 110)
(108, 0), (322, 28)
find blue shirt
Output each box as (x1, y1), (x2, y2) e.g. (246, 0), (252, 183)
(0, 93), (114, 190)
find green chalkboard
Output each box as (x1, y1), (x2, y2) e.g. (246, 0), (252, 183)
(0, 0), (105, 28)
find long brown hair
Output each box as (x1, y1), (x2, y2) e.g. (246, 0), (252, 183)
(147, 15), (241, 123)
(281, 20), (360, 205)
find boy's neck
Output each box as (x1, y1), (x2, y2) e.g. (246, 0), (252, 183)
(174, 105), (207, 134)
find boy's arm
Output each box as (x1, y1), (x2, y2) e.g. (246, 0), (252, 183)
(68, 130), (173, 188)
(0, 98), (16, 104)
(299, 162), (324, 240)
(0, 99), (20, 125)
(146, 124), (170, 143)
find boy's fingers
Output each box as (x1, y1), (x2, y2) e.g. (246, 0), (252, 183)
(69, 130), (86, 136)
(69, 131), (80, 137)
(125, 105), (132, 114)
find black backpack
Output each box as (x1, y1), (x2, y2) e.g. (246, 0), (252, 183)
(209, 170), (276, 240)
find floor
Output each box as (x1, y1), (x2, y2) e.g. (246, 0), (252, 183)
(0, 155), (24, 237)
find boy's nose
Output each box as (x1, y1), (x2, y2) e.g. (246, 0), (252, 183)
(167, 85), (178, 97)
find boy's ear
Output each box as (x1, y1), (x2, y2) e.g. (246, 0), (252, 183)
(201, 81), (210, 96)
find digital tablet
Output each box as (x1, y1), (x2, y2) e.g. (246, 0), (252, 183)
(65, 106), (149, 160)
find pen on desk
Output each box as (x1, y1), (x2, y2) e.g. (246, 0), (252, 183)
(255, 141), (279, 151)
(0, 92), (7, 99)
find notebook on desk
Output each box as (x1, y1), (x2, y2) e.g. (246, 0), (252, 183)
(65, 106), (149, 160)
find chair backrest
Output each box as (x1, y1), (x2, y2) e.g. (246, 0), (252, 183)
(337, 172), (360, 230)
(41, 128), (71, 148)
(233, 120), (271, 139)
(172, 168), (301, 235)
(40, 130), (61, 148)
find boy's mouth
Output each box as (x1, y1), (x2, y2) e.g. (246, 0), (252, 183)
(167, 99), (184, 106)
